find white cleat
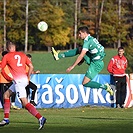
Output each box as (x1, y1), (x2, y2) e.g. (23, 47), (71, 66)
(0, 119), (10, 127)
(38, 117), (46, 130)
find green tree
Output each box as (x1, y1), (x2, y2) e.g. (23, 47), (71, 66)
(0, 0), (132, 52)
(100, 0), (130, 48)
(50, 0), (75, 49)
(26, 0), (71, 51)
(32, 1), (71, 47)
(6, 0), (25, 42)
(0, 0), (71, 51)
(125, 39), (133, 73)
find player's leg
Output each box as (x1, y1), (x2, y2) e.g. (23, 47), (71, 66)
(114, 77), (121, 108)
(16, 78), (46, 130)
(10, 93), (20, 110)
(120, 76), (127, 108)
(52, 47), (80, 60)
(25, 84), (30, 98)
(28, 81), (37, 106)
(21, 97), (46, 130)
(5, 82), (20, 110)
(0, 83), (15, 126)
(82, 60), (113, 95)
(0, 83), (5, 108)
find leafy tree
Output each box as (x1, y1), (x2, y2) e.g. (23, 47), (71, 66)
(100, 0), (131, 48)
(0, 1), (5, 47)
(78, 0), (96, 35)
(6, 0), (25, 43)
(125, 38), (133, 73)
(24, 0), (72, 50)
(0, 0), (133, 52)
(0, 0), (72, 51)
(32, 1), (71, 47)
(49, 0), (75, 49)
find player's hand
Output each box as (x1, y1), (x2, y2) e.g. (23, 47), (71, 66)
(27, 75), (30, 82)
(35, 70), (40, 74)
(66, 66), (74, 73)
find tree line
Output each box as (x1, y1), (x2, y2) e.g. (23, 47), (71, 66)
(0, 0), (133, 72)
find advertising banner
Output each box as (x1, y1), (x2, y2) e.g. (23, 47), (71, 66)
(17, 74), (115, 108)
(0, 74), (132, 108)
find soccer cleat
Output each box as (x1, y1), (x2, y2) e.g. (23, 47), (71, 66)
(116, 104), (121, 108)
(30, 100), (37, 106)
(51, 47), (59, 60)
(11, 105), (20, 110)
(120, 104), (124, 108)
(38, 117), (46, 130)
(0, 119), (10, 126)
(105, 83), (114, 96)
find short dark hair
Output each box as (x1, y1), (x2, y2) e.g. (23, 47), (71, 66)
(118, 46), (124, 51)
(26, 54), (32, 58)
(78, 26), (89, 34)
(6, 41), (16, 50)
(2, 51), (8, 57)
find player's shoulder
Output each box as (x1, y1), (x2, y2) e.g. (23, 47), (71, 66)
(87, 35), (94, 41)
(88, 36), (98, 44)
(15, 51), (26, 56)
(122, 55), (127, 60)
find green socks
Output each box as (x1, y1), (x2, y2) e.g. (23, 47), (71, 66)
(84, 81), (106, 90)
(58, 48), (79, 59)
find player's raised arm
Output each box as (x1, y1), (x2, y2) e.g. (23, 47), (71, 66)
(66, 49), (87, 73)
(27, 63), (34, 79)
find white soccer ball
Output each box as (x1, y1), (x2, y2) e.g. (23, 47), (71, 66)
(37, 21), (48, 32)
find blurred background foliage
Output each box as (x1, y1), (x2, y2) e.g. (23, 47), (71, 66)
(0, 0), (133, 72)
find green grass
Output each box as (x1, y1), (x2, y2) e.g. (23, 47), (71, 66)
(0, 48), (119, 132)
(0, 48), (117, 74)
(30, 48), (117, 74)
(0, 107), (133, 133)
(1, 49), (131, 133)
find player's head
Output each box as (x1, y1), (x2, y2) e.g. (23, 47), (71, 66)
(78, 26), (89, 39)
(118, 46), (124, 57)
(78, 26), (89, 34)
(2, 51), (8, 57)
(6, 41), (16, 52)
(26, 54), (32, 60)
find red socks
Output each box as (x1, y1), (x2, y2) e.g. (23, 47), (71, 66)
(25, 103), (42, 119)
(4, 99), (10, 119)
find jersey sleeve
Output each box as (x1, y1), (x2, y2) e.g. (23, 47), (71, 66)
(83, 39), (91, 51)
(1, 67), (13, 81)
(124, 58), (128, 69)
(1, 56), (7, 69)
(25, 56), (32, 66)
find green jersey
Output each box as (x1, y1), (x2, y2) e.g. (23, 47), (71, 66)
(83, 35), (105, 61)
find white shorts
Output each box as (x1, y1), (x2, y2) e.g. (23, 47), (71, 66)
(9, 78), (28, 98)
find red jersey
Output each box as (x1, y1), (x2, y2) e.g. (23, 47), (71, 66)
(107, 55), (127, 76)
(1, 51), (31, 81)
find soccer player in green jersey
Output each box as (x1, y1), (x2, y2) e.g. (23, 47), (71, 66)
(52, 26), (113, 95)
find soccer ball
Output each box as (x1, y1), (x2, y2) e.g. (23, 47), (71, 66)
(37, 21), (48, 32)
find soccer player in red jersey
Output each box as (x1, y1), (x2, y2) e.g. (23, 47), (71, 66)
(0, 41), (46, 130)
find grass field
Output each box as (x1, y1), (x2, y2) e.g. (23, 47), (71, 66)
(2, 48), (130, 133)
(30, 48), (117, 74)
(0, 107), (133, 133)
